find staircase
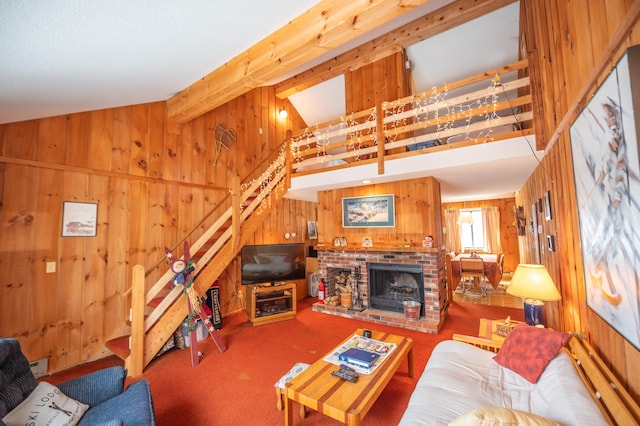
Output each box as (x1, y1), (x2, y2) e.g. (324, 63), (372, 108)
(106, 145), (288, 377)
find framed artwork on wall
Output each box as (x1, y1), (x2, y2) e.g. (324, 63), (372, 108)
(342, 194), (395, 228)
(61, 202), (98, 237)
(544, 191), (553, 221)
(569, 45), (640, 350)
(307, 220), (318, 239)
(531, 203), (540, 263)
(546, 234), (555, 252)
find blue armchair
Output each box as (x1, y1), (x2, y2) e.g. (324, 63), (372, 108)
(0, 338), (155, 426)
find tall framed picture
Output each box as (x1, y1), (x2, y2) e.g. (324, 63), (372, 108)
(62, 202), (98, 237)
(342, 194), (395, 228)
(544, 190), (552, 221)
(307, 220), (318, 239)
(569, 45), (640, 350)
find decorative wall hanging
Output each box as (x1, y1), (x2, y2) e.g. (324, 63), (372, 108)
(514, 205), (526, 236)
(61, 202), (97, 237)
(342, 194), (395, 228)
(569, 45), (640, 350)
(211, 123), (237, 166)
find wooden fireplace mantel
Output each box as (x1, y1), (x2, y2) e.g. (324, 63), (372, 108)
(315, 243), (440, 254)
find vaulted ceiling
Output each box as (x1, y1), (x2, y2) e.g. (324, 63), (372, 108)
(0, 0), (539, 202)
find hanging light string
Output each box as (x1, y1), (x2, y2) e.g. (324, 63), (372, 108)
(291, 72), (509, 166)
(240, 143), (287, 214)
(290, 107), (377, 167)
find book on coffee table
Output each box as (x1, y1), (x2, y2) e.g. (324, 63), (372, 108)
(338, 348), (380, 369)
(324, 334), (397, 374)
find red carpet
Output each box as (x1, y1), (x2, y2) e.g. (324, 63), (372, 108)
(47, 298), (523, 425)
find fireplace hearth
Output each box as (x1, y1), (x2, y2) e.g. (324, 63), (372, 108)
(314, 247), (445, 333)
(368, 262), (425, 317)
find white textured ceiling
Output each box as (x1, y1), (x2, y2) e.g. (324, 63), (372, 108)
(0, 0), (318, 123)
(0, 1), (537, 203)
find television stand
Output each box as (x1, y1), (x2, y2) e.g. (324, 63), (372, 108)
(246, 282), (296, 326)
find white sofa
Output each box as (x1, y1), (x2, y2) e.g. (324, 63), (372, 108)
(399, 333), (612, 425)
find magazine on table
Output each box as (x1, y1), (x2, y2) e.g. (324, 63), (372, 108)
(323, 334), (397, 375)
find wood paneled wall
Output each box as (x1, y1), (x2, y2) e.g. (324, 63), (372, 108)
(519, 0), (640, 400)
(442, 198), (519, 273)
(316, 177), (442, 248)
(345, 51), (412, 112)
(0, 88), (316, 373)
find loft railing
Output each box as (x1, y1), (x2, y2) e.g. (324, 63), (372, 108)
(288, 59), (533, 177)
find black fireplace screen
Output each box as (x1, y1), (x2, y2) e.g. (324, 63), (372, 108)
(367, 262), (424, 316)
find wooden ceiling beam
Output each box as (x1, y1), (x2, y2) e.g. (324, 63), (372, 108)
(166, 0), (433, 126)
(275, 0), (518, 99)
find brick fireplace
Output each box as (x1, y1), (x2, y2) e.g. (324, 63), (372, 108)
(313, 247), (447, 333)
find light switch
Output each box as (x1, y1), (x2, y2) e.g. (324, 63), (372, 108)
(46, 262), (56, 273)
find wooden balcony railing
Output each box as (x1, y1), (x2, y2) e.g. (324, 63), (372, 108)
(288, 59), (533, 178)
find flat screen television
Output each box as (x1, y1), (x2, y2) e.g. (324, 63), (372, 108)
(240, 243), (306, 285)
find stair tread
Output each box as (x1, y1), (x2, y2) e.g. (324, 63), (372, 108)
(105, 335), (130, 360)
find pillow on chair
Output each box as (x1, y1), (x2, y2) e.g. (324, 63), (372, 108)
(2, 382), (88, 426)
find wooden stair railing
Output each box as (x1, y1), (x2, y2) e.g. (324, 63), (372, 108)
(107, 145), (288, 377)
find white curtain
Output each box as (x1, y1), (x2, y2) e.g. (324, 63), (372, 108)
(481, 206), (502, 253)
(444, 209), (462, 253)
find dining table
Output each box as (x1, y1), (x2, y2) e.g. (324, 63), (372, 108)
(450, 253), (503, 289)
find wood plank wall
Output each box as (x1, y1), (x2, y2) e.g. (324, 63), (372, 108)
(316, 177), (442, 248)
(518, 0), (640, 400)
(442, 198), (519, 273)
(0, 88), (316, 373)
(345, 51), (411, 112)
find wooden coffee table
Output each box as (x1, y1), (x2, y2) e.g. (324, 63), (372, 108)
(284, 328), (413, 425)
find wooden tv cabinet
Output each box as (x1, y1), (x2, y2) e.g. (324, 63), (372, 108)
(246, 282), (296, 326)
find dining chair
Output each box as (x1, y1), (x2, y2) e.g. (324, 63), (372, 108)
(497, 252), (505, 274)
(493, 252), (508, 293)
(459, 257), (487, 296)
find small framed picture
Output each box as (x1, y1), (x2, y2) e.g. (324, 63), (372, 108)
(547, 234), (555, 252)
(62, 202), (98, 237)
(307, 220), (318, 239)
(362, 237), (373, 247)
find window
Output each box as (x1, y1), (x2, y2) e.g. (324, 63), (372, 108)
(459, 209), (485, 249)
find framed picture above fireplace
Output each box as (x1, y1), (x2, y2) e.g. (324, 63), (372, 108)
(342, 194), (395, 228)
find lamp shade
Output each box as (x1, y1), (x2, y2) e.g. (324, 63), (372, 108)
(507, 264), (561, 301)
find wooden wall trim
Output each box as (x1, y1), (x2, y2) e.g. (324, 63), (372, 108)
(0, 155), (228, 192)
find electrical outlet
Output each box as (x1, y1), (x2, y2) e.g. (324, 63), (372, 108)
(238, 290), (243, 299)
(46, 262), (56, 273)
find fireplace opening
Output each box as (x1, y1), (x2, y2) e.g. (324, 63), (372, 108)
(367, 262), (424, 316)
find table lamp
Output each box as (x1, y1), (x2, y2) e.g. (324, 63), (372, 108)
(507, 264), (561, 327)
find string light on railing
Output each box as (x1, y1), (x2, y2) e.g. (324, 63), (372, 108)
(288, 70), (517, 173)
(240, 145), (287, 215)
